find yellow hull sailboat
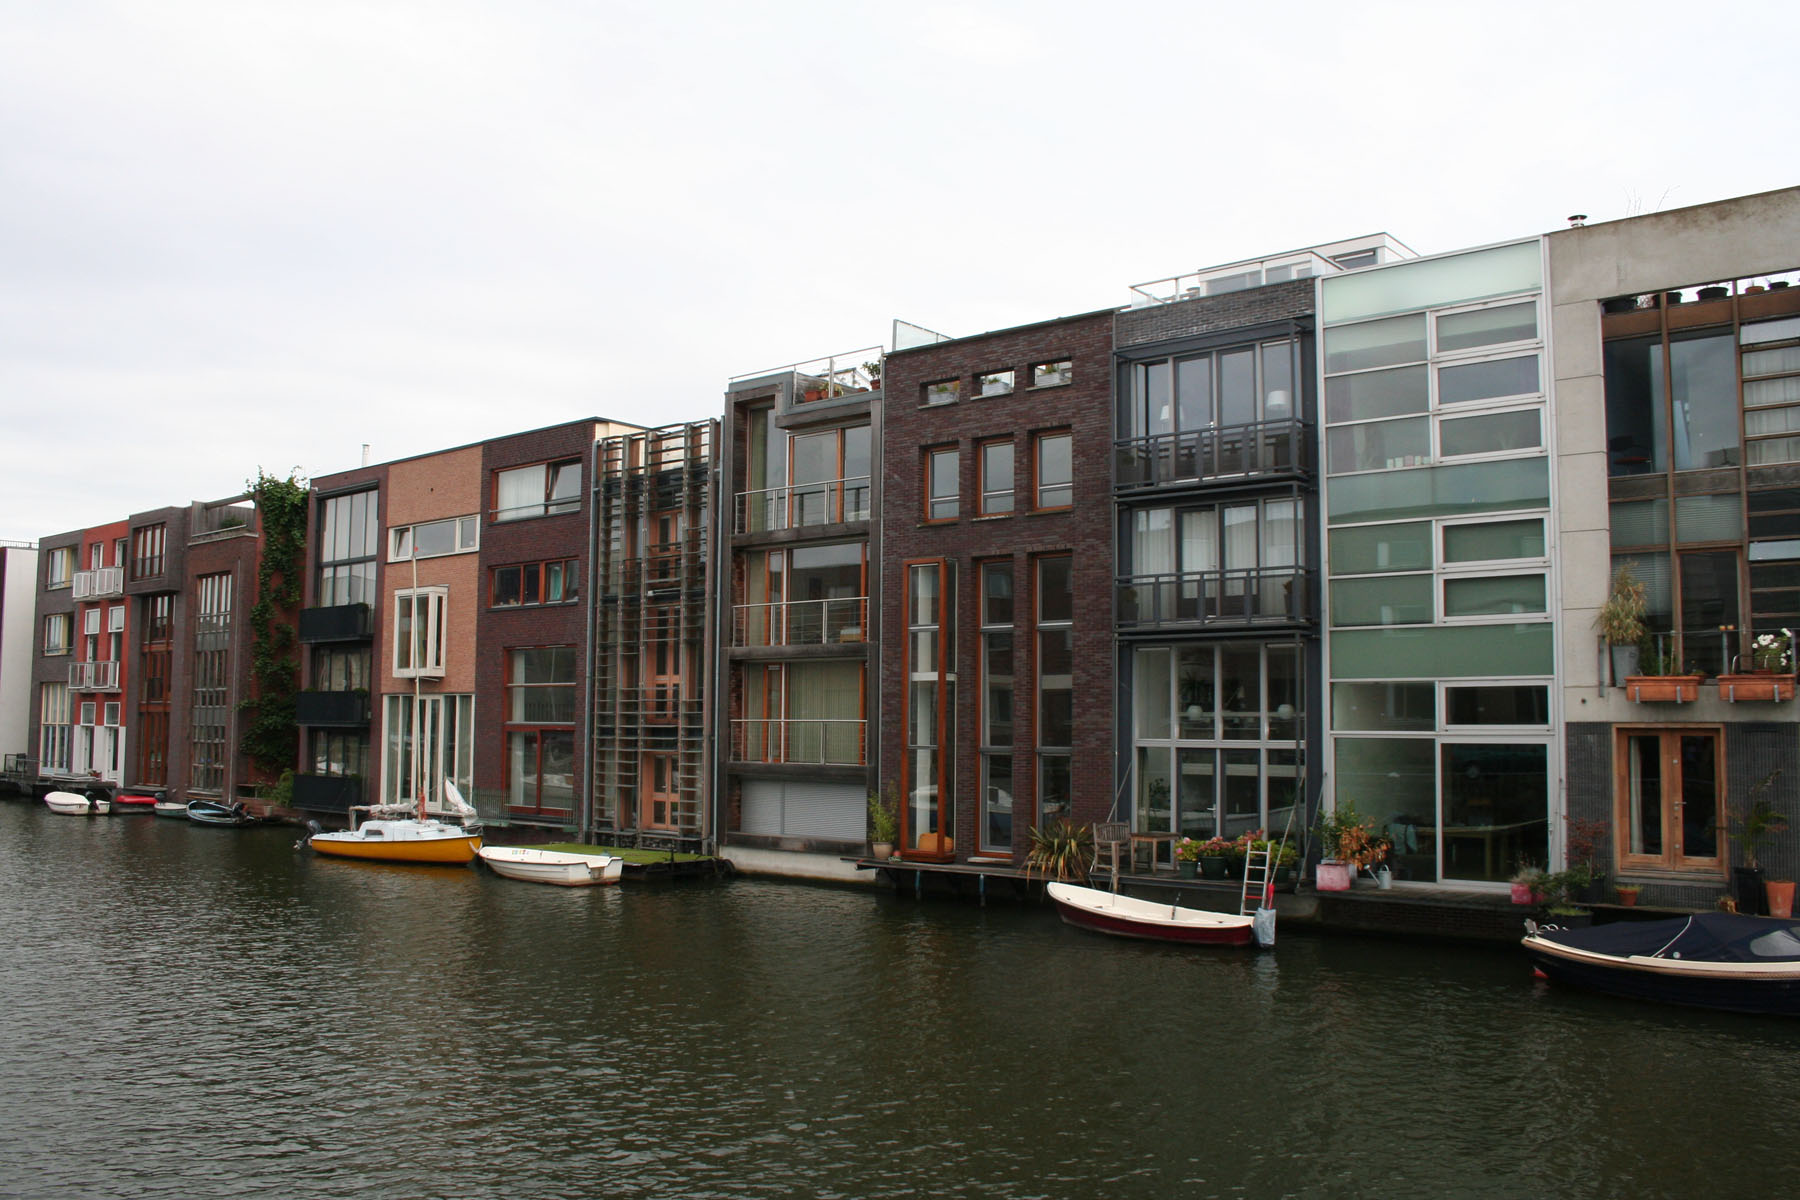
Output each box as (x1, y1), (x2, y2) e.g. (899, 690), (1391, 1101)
(309, 782), (482, 865)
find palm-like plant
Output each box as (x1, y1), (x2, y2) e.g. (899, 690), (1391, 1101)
(1026, 820), (1094, 881)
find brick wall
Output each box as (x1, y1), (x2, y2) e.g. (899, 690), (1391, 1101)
(880, 309), (1116, 863)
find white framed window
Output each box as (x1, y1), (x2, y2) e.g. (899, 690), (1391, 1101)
(84, 609), (101, 636)
(107, 604), (124, 633)
(383, 692), (474, 806)
(493, 460), (580, 522)
(43, 613), (71, 655)
(393, 587), (448, 678)
(46, 547), (74, 589)
(389, 515), (479, 562)
(39, 682), (71, 770)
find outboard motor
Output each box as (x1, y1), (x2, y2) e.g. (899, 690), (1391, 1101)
(295, 818), (324, 850)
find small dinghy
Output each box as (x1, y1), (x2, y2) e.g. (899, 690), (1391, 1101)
(478, 845), (624, 887)
(113, 789), (165, 812)
(1046, 881), (1255, 946)
(153, 798), (188, 819)
(187, 799), (257, 827)
(45, 791), (107, 815)
(1523, 913), (1800, 1016)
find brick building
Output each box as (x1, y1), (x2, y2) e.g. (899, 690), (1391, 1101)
(879, 312), (1114, 864)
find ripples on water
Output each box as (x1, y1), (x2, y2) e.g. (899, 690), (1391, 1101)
(3, 803), (1798, 1199)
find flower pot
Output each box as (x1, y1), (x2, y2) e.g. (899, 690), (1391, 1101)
(1609, 644), (1640, 685)
(1733, 866), (1768, 916)
(1316, 861), (1352, 892)
(1199, 856), (1228, 880)
(1767, 879), (1796, 920)
(871, 841), (894, 860)
(1717, 674), (1795, 702)
(1510, 881), (1535, 905)
(1177, 859), (1198, 879)
(1697, 286), (1730, 301)
(1577, 876), (1606, 906)
(1616, 886), (1640, 907)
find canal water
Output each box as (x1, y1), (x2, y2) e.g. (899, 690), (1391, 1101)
(2, 801), (1795, 1199)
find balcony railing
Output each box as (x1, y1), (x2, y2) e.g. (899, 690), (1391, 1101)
(298, 603), (373, 643)
(1115, 418), (1311, 491)
(733, 597), (869, 647)
(71, 567), (124, 600)
(1117, 567), (1314, 628)
(295, 691), (372, 727)
(291, 773), (364, 814)
(68, 660), (122, 691)
(1129, 249), (1341, 306)
(731, 718), (867, 766)
(734, 476), (872, 534)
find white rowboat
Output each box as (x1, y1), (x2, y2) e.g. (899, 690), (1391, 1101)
(45, 791), (108, 815)
(478, 846), (624, 887)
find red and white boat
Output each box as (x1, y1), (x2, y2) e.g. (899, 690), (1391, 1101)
(1046, 881), (1255, 946)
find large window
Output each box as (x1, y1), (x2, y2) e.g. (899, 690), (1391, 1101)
(980, 562), (1015, 854)
(389, 515), (479, 561)
(43, 613), (71, 655)
(979, 439), (1014, 516)
(1133, 644), (1303, 847)
(1036, 555), (1072, 828)
(45, 547), (74, 589)
(491, 559), (579, 608)
(393, 588), (447, 678)
(317, 489), (379, 607)
(494, 459), (580, 522)
(926, 447), (959, 522)
(905, 560), (954, 856)
(1034, 431), (1072, 510)
(505, 648), (576, 815)
(1123, 498), (1304, 625)
(137, 594), (173, 786)
(1604, 303), (1800, 673)
(131, 524), (166, 579)
(737, 542), (866, 646)
(383, 693), (473, 807)
(737, 660), (866, 765)
(39, 682), (70, 771)
(190, 572), (233, 793)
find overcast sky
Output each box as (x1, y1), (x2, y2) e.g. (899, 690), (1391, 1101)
(3, 0), (1797, 540)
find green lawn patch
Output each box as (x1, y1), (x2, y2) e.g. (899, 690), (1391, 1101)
(529, 841), (711, 865)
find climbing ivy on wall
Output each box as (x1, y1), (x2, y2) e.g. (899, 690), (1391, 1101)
(238, 468), (309, 778)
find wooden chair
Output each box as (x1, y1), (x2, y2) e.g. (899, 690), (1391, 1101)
(1092, 821), (1129, 891)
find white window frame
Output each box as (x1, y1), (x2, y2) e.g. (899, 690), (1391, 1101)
(84, 608), (101, 636)
(393, 587), (449, 679)
(44, 614), (71, 655)
(107, 604), (125, 633)
(388, 515), (480, 562)
(46, 547), (74, 589)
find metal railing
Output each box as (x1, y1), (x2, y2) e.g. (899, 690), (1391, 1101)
(730, 345), (885, 399)
(734, 476), (872, 533)
(733, 596), (868, 647)
(71, 567), (124, 600)
(68, 660), (121, 691)
(1114, 418), (1310, 489)
(1117, 567), (1313, 627)
(1129, 250), (1340, 305)
(731, 718), (867, 766)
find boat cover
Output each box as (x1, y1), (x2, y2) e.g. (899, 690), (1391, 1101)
(1539, 913), (1800, 963)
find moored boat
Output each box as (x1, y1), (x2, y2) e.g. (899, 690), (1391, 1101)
(310, 818), (481, 864)
(478, 845), (623, 886)
(113, 789), (166, 811)
(1523, 912), (1800, 1016)
(45, 791), (106, 815)
(1046, 881), (1256, 946)
(187, 799), (256, 827)
(153, 798), (188, 818)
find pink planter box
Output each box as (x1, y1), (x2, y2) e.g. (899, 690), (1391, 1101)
(1316, 861), (1352, 892)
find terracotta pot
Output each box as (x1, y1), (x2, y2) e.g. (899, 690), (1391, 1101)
(1624, 675), (1703, 703)
(871, 841), (894, 860)
(1617, 887), (1641, 907)
(1767, 879), (1796, 920)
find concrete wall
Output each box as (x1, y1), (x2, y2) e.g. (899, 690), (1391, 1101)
(0, 547), (39, 757)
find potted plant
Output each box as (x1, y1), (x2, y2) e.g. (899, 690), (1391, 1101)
(1564, 816), (1608, 903)
(862, 361), (882, 390)
(1510, 862), (1546, 905)
(1026, 820), (1093, 881)
(1272, 842), (1299, 888)
(1723, 769), (1789, 916)
(1596, 565), (1647, 684)
(1174, 836), (1202, 879)
(1615, 883), (1641, 907)
(1315, 803), (1380, 891)
(1626, 639), (1703, 703)
(1720, 629), (1797, 700)
(867, 782), (900, 860)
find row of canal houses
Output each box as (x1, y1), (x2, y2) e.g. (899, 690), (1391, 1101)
(9, 185), (1800, 905)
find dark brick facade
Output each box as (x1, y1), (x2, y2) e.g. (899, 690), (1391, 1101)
(880, 308), (1116, 863)
(1115, 278), (1314, 348)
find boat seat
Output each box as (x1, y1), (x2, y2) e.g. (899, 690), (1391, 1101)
(1092, 822), (1129, 892)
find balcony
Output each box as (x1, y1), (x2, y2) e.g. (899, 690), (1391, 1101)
(295, 691), (372, 727)
(1117, 567), (1314, 629)
(731, 718), (867, 766)
(71, 567), (124, 600)
(734, 597), (868, 647)
(729, 345), (884, 405)
(734, 477), (872, 535)
(68, 660), (121, 691)
(291, 773), (364, 814)
(1115, 418), (1311, 492)
(1129, 250), (1341, 306)
(299, 603), (372, 643)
